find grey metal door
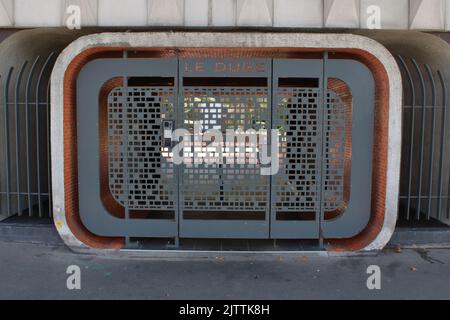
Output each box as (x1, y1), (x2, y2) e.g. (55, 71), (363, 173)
(271, 58), (374, 239)
(77, 58), (180, 238)
(271, 59), (324, 238)
(178, 59), (271, 238)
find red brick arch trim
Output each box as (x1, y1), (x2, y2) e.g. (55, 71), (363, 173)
(61, 46), (391, 251)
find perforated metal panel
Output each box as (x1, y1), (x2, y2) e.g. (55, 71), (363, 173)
(274, 87), (321, 214)
(177, 58), (271, 238)
(181, 87), (269, 213)
(273, 87), (348, 215)
(106, 69), (348, 221)
(323, 90), (348, 212)
(108, 86), (177, 211)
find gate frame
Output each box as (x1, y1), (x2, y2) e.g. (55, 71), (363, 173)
(76, 58), (180, 239)
(75, 56), (374, 241)
(178, 58), (272, 239)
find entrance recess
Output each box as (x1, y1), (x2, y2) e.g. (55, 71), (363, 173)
(76, 55), (374, 241)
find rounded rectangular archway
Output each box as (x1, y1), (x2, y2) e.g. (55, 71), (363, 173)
(50, 32), (402, 253)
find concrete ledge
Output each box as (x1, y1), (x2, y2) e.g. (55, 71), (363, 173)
(0, 222), (62, 245)
(2, 221), (450, 257)
(389, 228), (450, 247)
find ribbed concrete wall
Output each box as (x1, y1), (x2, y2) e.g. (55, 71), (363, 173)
(0, 28), (91, 221)
(357, 30), (450, 226)
(0, 0), (450, 30)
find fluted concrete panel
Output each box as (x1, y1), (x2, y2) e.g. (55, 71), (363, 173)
(446, 0), (450, 30)
(185, 0), (208, 26)
(0, 0), (13, 26)
(62, 0), (98, 27)
(211, 0), (236, 26)
(15, 0), (62, 26)
(98, 0), (147, 26)
(325, 0), (359, 28)
(360, 0), (409, 30)
(237, 0), (273, 26)
(148, 0), (184, 26)
(274, 0), (323, 27)
(410, 0), (445, 30)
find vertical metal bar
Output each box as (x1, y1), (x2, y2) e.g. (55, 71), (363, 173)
(442, 76), (450, 220)
(14, 61), (28, 216)
(318, 52), (328, 248)
(46, 75), (52, 217)
(437, 71), (447, 220)
(122, 51), (129, 222)
(3, 67), (14, 216)
(25, 56), (40, 216)
(35, 53), (54, 217)
(411, 59), (426, 220)
(175, 56), (181, 246)
(268, 59), (274, 237)
(397, 56), (415, 220)
(122, 51), (132, 246)
(425, 65), (436, 220)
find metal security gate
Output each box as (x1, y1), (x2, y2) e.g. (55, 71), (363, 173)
(76, 55), (374, 242)
(179, 59), (271, 238)
(0, 53), (56, 221)
(271, 59), (324, 239)
(396, 56), (450, 223)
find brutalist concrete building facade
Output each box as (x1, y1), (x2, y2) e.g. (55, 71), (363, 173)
(0, 0), (449, 255)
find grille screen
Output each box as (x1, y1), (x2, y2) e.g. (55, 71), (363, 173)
(273, 88), (347, 215)
(181, 87), (270, 212)
(107, 86), (176, 210)
(274, 88), (321, 212)
(106, 81), (349, 217)
(323, 90), (347, 211)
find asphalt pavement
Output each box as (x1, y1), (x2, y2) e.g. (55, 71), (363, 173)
(0, 241), (449, 299)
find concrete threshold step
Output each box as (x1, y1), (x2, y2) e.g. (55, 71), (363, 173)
(0, 222), (62, 245)
(1, 222), (450, 249)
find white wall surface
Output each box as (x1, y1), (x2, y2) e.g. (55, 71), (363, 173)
(0, 0), (449, 30)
